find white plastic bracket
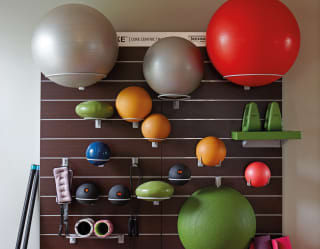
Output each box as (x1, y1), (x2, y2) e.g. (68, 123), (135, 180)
(153, 201), (160, 206)
(95, 119), (102, 129)
(132, 122), (139, 128)
(132, 157), (139, 168)
(244, 86), (251, 91)
(215, 176), (222, 188)
(197, 157), (204, 167)
(216, 161), (222, 167)
(78, 86), (85, 91)
(152, 142), (159, 148)
(62, 158), (68, 167)
(173, 100), (180, 110)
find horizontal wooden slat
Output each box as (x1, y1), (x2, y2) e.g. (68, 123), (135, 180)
(41, 61), (222, 81)
(40, 196), (281, 215)
(41, 81), (281, 100)
(41, 120), (242, 138)
(41, 100), (281, 119)
(39, 158), (282, 177)
(40, 139), (281, 158)
(40, 215), (281, 234)
(40, 216), (162, 234)
(40, 178), (282, 196)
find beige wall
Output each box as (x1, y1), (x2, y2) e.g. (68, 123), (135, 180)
(0, 0), (319, 248)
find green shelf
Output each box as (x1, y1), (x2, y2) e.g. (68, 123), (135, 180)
(231, 131), (302, 140)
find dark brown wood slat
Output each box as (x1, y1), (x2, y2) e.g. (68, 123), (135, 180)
(40, 197), (160, 215)
(117, 47), (210, 61)
(162, 197), (282, 214)
(161, 158), (282, 177)
(40, 140), (162, 157)
(162, 139), (282, 157)
(40, 139), (281, 158)
(131, 236), (162, 249)
(41, 100), (281, 119)
(41, 81), (281, 100)
(162, 215), (282, 234)
(40, 196), (281, 215)
(172, 178), (282, 196)
(40, 159), (162, 177)
(162, 101), (282, 119)
(40, 178), (281, 196)
(40, 216), (162, 234)
(48, 63), (215, 81)
(66, 237), (130, 249)
(40, 158), (282, 177)
(162, 236), (185, 249)
(41, 120), (241, 138)
(41, 101), (162, 119)
(41, 81), (158, 100)
(40, 236), (67, 249)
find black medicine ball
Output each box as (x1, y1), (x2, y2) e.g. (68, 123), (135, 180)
(108, 185), (131, 205)
(75, 183), (99, 205)
(168, 164), (191, 185)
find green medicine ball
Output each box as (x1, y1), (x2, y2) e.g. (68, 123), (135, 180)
(178, 187), (256, 249)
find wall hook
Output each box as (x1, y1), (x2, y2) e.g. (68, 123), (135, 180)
(197, 156), (204, 167)
(132, 157), (139, 168)
(215, 176), (222, 188)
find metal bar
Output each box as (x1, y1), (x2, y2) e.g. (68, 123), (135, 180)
(21, 168), (40, 249)
(15, 166), (36, 249)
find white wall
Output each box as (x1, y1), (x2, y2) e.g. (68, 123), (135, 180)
(0, 0), (319, 248)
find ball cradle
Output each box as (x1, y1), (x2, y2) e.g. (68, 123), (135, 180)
(178, 187), (256, 249)
(32, 4), (118, 89)
(206, 0), (300, 87)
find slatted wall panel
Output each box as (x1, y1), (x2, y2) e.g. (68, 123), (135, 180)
(40, 33), (282, 249)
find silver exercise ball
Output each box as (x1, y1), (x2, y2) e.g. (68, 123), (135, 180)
(31, 4), (118, 89)
(143, 37), (203, 99)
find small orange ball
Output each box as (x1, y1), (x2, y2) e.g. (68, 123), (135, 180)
(115, 86), (152, 122)
(141, 114), (171, 142)
(196, 136), (227, 167)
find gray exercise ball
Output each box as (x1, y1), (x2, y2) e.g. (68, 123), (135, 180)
(143, 37), (203, 99)
(31, 4), (118, 89)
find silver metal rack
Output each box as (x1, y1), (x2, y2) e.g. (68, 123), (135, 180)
(66, 234), (125, 245)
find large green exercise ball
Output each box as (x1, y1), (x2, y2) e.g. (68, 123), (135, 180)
(178, 186), (256, 249)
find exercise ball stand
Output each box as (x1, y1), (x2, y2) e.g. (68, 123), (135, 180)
(158, 94), (191, 110)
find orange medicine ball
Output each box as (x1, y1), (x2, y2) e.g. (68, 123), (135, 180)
(115, 86), (152, 122)
(141, 113), (171, 142)
(196, 136), (227, 166)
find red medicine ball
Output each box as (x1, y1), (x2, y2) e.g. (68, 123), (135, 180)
(206, 0), (300, 87)
(245, 162), (271, 187)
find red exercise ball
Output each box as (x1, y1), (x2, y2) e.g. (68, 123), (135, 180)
(245, 162), (271, 187)
(206, 0), (300, 87)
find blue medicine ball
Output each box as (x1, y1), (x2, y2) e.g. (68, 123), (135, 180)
(86, 142), (111, 167)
